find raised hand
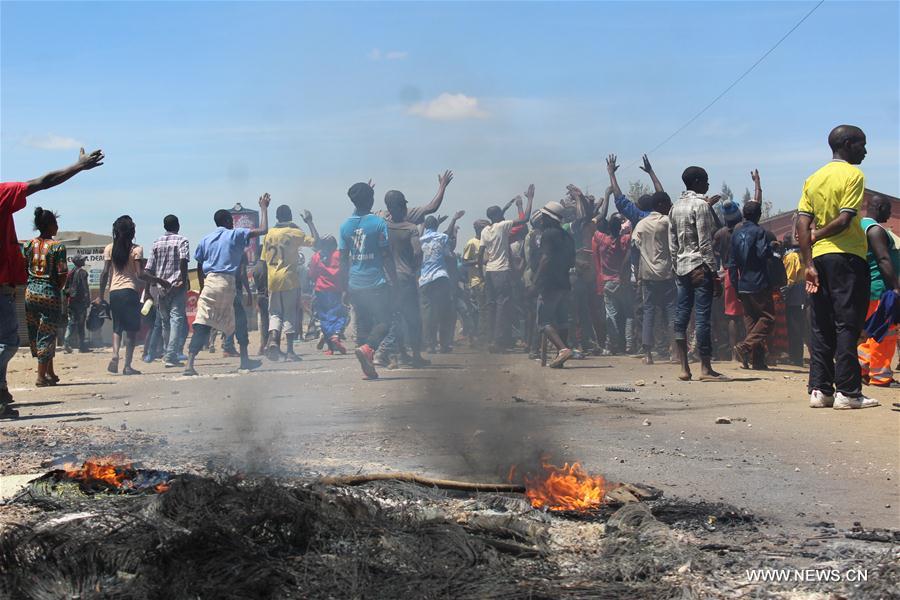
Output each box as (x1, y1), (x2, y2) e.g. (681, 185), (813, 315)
(78, 147), (104, 170)
(639, 154), (654, 174)
(751, 169), (760, 185)
(514, 194), (523, 209)
(437, 214), (449, 225)
(705, 194), (721, 207)
(453, 210), (465, 220)
(367, 179), (375, 190)
(566, 184), (583, 201)
(438, 170), (454, 189)
(301, 209), (313, 223)
(606, 154), (619, 174)
(259, 192), (271, 208)
(524, 184), (535, 201)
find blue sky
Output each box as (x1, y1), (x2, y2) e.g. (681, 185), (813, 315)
(2, 1), (898, 250)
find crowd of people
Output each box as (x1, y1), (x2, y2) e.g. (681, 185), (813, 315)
(0, 123), (896, 420)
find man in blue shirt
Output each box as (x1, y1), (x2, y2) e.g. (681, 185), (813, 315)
(340, 182), (397, 379)
(184, 194), (269, 376)
(419, 213), (463, 353)
(729, 201), (775, 370)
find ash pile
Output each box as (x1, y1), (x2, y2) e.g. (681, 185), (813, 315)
(2, 473), (897, 599)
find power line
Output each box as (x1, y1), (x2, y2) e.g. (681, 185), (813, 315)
(589, 0), (826, 186)
(637, 0), (825, 163)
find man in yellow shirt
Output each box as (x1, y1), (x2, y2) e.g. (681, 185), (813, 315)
(797, 125), (877, 410)
(461, 220), (489, 346)
(261, 205), (317, 361)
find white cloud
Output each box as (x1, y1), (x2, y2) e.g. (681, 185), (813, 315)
(23, 134), (82, 150)
(368, 48), (408, 61)
(408, 93), (488, 121)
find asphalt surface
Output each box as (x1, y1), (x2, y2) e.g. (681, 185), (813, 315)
(3, 339), (899, 532)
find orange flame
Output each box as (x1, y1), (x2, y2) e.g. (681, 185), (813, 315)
(58, 454), (169, 494)
(62, 454), (134, 488)
(521, 461), (607, 512)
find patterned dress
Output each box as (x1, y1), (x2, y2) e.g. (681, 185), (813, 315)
(24, 238), (68, 363)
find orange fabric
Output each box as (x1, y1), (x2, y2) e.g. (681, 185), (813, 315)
(858, 300), (897, 385)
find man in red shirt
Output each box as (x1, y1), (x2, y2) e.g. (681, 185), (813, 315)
(592, 164), (632, 355)
(308, 235), (349, 355)
(1, 148), (104, 418)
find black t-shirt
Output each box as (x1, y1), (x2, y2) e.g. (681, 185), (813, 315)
(537, 225), (575, 292)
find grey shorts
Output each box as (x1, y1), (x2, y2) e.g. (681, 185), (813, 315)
(268, 287), (302, 334)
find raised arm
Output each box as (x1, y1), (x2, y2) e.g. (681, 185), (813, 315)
(26, 148), (105, 196)
(248, 193), (270, 239)
(606, 154), (623, 200)
(567, 185), (593, 223)
(596, 186), (613, 222)
(501, 196), (518, 216)
(751, 169), (762, 204)
(519, 184), (535, 226)
(301, 210), (321, 244)
(417, 170), (454, 217)
(639, 154), (664, 193)
(444, 210), (465, 248)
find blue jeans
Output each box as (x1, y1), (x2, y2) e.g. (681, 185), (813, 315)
(0, 291), (18, 392)
(603, 280), (630, 353)
(641, 279), (677, 349)
(674, 269), (714, 358)
(158, 287), (187, 362)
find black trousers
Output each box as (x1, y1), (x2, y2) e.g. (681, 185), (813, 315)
(421, 277), (454, 351)
(350, 286), (392, 350)
(786, 305), (806, 365)
(808, 253), (868, 396)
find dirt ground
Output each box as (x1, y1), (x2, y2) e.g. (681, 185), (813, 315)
(2, 333), (897, 535)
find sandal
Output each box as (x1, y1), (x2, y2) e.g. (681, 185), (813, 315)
(107, 358), (119, 374)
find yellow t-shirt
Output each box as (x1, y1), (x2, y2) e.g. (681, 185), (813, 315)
(783, 250), (803, 286)
(261, 224), (313, 292)
(462, 237), (483, 289)
(797, 160), (867, 259)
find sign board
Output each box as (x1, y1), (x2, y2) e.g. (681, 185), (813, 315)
(230, 204), (260, 265)
(66, 246), (107, 289)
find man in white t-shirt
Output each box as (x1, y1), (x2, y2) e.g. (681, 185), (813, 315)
(478, 186), (533, 352)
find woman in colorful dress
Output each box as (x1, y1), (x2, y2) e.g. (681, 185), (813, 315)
(23, 207), (67, 386)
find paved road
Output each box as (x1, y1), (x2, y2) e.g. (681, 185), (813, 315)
(3, 341), (898, 531)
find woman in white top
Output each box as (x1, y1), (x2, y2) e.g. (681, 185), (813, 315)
(96, 215), (169, 375)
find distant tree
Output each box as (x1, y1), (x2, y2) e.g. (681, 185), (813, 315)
(627, 181), (652, 203)
(742, 188), (752, 203)
(762, 201), (773, 220)
(720, 182), (734, 203)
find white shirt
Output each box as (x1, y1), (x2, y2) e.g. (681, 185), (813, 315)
(480, 220), (514, 272)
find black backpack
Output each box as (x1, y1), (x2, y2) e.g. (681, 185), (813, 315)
(87, 301), (110, 331)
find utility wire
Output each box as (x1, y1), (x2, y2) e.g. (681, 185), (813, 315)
(588, 0), (826, 187)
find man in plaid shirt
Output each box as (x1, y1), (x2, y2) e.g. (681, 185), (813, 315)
(668, 166), (728, 382)
(145, 214), (190, 367)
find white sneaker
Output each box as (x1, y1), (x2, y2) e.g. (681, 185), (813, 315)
(833, 392), (880, 410)
(809, 389), (834, 408)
